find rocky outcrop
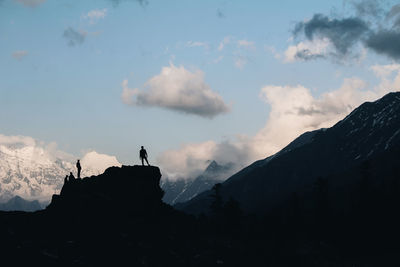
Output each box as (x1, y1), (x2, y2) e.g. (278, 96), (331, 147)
(47, 165), (164, 214)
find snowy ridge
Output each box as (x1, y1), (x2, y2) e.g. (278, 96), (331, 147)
(0, 143), (121, 202)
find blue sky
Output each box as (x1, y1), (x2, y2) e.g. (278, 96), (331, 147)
(1, 0), (400, 178)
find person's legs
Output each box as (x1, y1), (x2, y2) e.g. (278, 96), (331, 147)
(145, 157), (150, 166)
(78, 169), (81, 178)
(141, 158), (144, 166)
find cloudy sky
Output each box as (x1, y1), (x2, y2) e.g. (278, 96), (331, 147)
(1, 0), (400, 179)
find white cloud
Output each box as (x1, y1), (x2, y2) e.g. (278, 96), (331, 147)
(234, 55), (248, 69)
(121, 63), (230, 118)
(12, 50), (28, 60)
(253, 78), (377, 155)
(121, 79), (138, 105)
(264, 45), (281, 59)
(80, 151), (121, 176)
(237, 39), (255, 50)
(0, 134), (35, 147)
(213, 55), (224, 64)
(157, 68), (399, 179)
(371, 63), (400, 78)
(0, 134), (121, 201)
(186, 41), (209, 49)
(218, 36), (231, 51)
(284, 39), (331, 62)
(83, 8), (108, 24)
(14, 0), (45, 7)
(157, 138), (253, 180)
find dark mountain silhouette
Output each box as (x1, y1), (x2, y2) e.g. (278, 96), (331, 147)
(0, 195), (42, 212)
(161, 160), (234, 204)
(177, 92), (400, 215)
(0, 166), (203, 266)
(1, 93), (400, 266)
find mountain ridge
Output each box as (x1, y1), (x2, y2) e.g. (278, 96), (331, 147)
(177, 91), (400, 214)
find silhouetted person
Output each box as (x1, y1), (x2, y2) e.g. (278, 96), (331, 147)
(76, 159), (81, 178)
(69, 172), (75, 181)
(64, 175), (68, 184)
(140, 146), (150, 166)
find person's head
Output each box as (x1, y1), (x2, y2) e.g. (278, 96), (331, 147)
(77, 159), (80, 162)
(70, 172), (72, 175)
(141, 146), (144, 149)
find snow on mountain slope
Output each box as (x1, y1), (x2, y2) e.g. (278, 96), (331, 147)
(178, 91), (400, 214)
(161, 161), (235, 205)
(0, 135), (121, 202)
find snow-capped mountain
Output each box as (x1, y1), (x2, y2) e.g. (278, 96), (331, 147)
(161, 160), (235, 205)
(178, 92), (400, 214)
(0, 138), (121, 203)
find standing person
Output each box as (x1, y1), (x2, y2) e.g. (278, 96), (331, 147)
(76, 159), (82, 178)
(139, 146), (150, 166)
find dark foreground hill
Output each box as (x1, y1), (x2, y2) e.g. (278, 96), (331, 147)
(1, 164), (400, 266)
(0, 166), (200, 266)
(0, 195), (42, 212)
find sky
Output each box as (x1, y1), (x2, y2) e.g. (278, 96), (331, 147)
(1, 0), (400, 179)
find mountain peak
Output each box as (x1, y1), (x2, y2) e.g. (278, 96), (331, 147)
(204, 160), (219, 173)
(48, 165), (165, 214)
(178, 92), (400, 215)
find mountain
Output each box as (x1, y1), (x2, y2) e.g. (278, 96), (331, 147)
(177, 91), (400, 215)
(0, 195), (42, 211)
(0, 166), (221, 266)
(161, 160), (234, 204)
(0, 142), (120, 202)
(0, 144), (73, 202)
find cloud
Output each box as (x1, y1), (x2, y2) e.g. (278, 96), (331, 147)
(234, 55), (248, 69)
(264, 45), (282, 60)
(366, 30), (400, 60)
(83, 8), (108, 24)
(370, 63), (400, 78)
(157, 68), (400, 179)
(14, 0), (45, 7)
(80, 151), (121, 176)
(157, 139), (254, 180)
(217, 8), (225, 18)
(11, 50), (28, 60)
(237, 39), (255, 50)
(186, 41), (209, 50)
(387, 4), (400, 28)
(284, 39), (330, 62)
(121, 63), (230, 118)
(0, 134), (121, 200)
(0, 134), (36, 147)
(63, 27), (87, 46)
(218, 36), (231, 51)
(352, 0), (385, 18)
(289, 3), (400, 62)
(108, 0), (148, 7)
(293, 14), (370, 57)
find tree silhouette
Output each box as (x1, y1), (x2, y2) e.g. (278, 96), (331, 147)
(210, 183), (223, 216)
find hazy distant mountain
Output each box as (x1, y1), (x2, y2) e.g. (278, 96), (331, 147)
(0, 195), (42, 212)
(161, 161), (234, 205)
(178, 92), (400, 214)
(0, 144), (72, 202)
(0, 142), (120, 202)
